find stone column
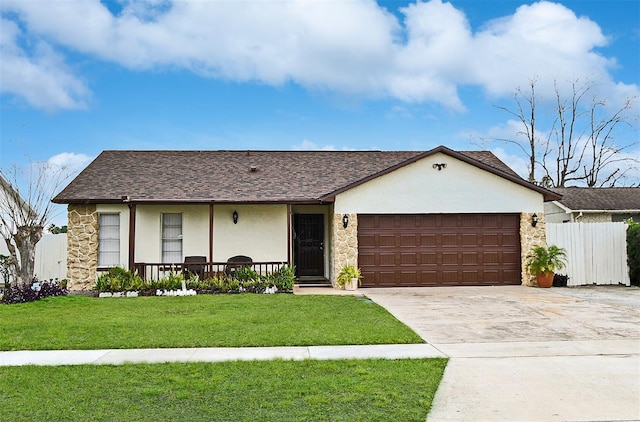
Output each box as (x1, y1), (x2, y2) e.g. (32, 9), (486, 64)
(67, 204), (99, 290)
(520, 212), (547, 286)
(331, 213), (358, 285)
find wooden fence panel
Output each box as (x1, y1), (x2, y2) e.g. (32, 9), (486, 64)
(546, 222), (630, 286)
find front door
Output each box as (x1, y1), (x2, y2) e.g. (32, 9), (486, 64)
(294, 214), (324, 277)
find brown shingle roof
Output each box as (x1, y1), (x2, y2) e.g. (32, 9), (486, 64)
(53, 147), (550, 204)
(551, 187), (640, 211)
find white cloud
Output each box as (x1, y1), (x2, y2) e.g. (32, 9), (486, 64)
(0, 18), (90, 111)
(1, 0), (637, 111)
(292, 140), (357, 151)
(491, 147), (532, 180)
(47, 152), (93, 174)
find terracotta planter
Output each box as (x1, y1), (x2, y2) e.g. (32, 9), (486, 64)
(536, 272), (554, 288)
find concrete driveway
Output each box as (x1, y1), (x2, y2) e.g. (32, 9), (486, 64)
(364, 285), (640, 422)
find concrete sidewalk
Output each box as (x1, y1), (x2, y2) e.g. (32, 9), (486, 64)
(0, 343), (445, 367)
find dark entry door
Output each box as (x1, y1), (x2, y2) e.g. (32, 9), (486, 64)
(294, 214), (324, 277)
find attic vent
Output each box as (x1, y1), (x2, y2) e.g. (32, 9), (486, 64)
(250, 165), (257, 172)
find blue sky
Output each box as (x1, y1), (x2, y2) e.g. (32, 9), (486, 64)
(1, 0), (639, 199)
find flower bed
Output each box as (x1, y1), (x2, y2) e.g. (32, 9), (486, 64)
(93, 266), (294, 296)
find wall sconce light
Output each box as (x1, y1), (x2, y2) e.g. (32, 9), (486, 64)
(432, 163), (447, 171)
(531, 213), (538, 227)
(233, 210), (239, 224)
(342, 214), (349, 229)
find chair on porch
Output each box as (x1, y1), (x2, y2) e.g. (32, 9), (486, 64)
(225, 255), (253, 277)
(183, 256), (207, 279)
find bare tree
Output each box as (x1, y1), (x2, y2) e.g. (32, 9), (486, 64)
(494, 78), (540, 183)
(0, 161), (71, 288)
(496, 78), (639, 187)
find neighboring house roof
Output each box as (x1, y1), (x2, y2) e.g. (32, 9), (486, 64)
(0, 174), (37, 222)
(53, 146), (559, 204)
(550, 187), (640, 213)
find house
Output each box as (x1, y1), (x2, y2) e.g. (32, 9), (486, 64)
(544, 187), (640, 223)
(53, 146), (560, 290)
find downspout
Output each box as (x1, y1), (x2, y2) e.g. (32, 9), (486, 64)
(574, 211), (583, 222)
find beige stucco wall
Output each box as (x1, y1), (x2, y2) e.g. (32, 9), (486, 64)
(578, 213), (613, 223)
(136, 204), (210, 263)
(520, 212), (548, 286)
(334, 152), (544, 214)
(67, 204), (98, 290)
(213, 204), (288, 262)
(96, 204), (130, 267)
(544, 202), (571, 223)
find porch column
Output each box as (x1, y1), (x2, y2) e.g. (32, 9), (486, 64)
(209, 204), (214, 264)
(66, 204), (98, 290)
(331, 213), (358, 283)
(128, 204), (136, 271)
(287, 204), (292, 266)
(520, 212), (547, 286)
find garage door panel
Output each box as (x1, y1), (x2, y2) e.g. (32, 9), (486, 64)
(420, 252), (437, 265)
(358, 214), (521, 287)
(400, 234), (417, 247)
(502, 234), (519, 246)
(358, 234), (376, 248)
(462, 252), (478, 265)
(483, 251), (499, 264)
(400, 253), (417, 265)
(420, 234), (437, 246)
(462, 233), (479, 245)
(442, 234), (458, 246)
(379, 253), (396, 266)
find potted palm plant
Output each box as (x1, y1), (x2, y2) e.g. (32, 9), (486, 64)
(525, 245), (567, 288)
(336, 265), (362, 291)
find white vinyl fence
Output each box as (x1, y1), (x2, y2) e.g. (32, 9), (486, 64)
(546, 222), (630, 286)
(34, 234), (68, 281)
(1, 234), (67, 283)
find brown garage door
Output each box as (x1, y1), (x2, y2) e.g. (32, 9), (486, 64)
(358, 214), (521, 287)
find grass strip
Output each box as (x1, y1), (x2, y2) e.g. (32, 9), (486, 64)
(0, 358), (447, 421)
(0, 295), (423, 350)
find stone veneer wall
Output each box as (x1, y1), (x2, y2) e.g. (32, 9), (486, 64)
(331, 213), (358, 285)
(520, 212), (547, 286)
(67, 204), (99, 290)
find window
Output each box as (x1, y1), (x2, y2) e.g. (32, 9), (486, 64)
(98, 214), (120, 267)
(162, 213), (182, 263)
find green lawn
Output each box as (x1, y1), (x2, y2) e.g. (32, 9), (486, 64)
(0, 358), (447, 421)
(0, 294), (423, 350)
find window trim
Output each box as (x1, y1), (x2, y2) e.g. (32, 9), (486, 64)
(98, 213), (120, 268)
(161, 212), (183, 263)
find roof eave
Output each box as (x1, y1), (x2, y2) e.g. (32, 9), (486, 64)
(52, 198), (327, 205)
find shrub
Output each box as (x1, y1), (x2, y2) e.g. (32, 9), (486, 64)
(151, 272), (185, 291)
(265, 266), (295, 291)
(628, 219), (640, 286)
(1, 278), (68, 305)
(94, 267), (146, 292)
(233, 266), (260, 283)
